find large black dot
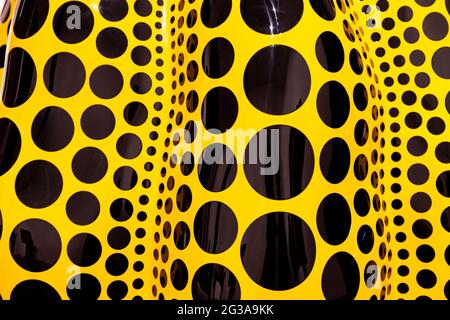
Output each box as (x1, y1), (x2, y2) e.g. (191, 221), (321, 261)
(67, 233), (102, 267)
(113, 166), (138, 191)
(32, 106), (74, 151)
(66, 191), (100, 226)
(416, 269), (437, 289)
(124, 102), (148, 126)
(241, 212), (316, 290)
(15, 160), (63, 209)
(174, 222), (190, 250)
(2, 47), (37, 107)
(107, 280), (128, 300)
(72, 147), (108, 183)
(11, 280), (60, 301)
(53, 1), (94, 44)
(0, 118), (21, 176)
(108, 226), (131, 249)
(310, 0), (336, 21)
(96, 27), (128, 58)
(116, 134), (142, 159)
(99, 0), (128, 22)
(202, 37), (234, 78)
(110, 198), (133, 222)
(244, 125), (314, 200)
(81, 105), (115, 140)
(353, 83), (368, 111)
(13, 0), (49, 39)
(244, 45), (311, 115)
(201, 0), (232, 28)
(90, 65), (124, 99)
(354, 188), (371, 217)
(322, 252), (360, 300)
(241, 0), (303, 35)
(67, 273), (101, 301)
(105, 253), (128, 276)
(320, 138), (350, 183)
(316, 32), (344, 72)
(44, 52), (86, 98)
(10, 219), (62, 272)
(317, 193), (351, 245)
(194, 201), (238, 254)
(357, 225), (374, 254)
(198, 143), (237, 192)
(437, 171), (450, 197)
(317, 81), (350, 128)
(432, 47), (450, 79)
(171, 259), (189, 291)
(192, 263), (240, 300)
(423, 12), (448, 41)
(201, 87), (238, 133)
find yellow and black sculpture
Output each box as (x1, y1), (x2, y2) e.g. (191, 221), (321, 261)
(0, 0), (449, 300)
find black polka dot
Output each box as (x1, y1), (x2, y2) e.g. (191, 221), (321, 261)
(354, 154), (368, 181)
(201, 0), (232, 28)
(322, 252), (360, 300)
(99, 0), (128, 22)
(134, 0), (152, 16)
(317, 194), (351, 245)
(446, 246), (450, 265)
(241, 0), (303, 35)
(355, 120), (369, 146)
(174, 221), (190, 250)
(320, 138), (350, 183)
(427, 117), (445, 135)
(198, 143), (237, 192)
(2, 48), (37, 107)
(13, 0), (49, 39)
(10, 219), (61, 272)
(350, 49), (363, 75)
(106, 253), (128, 276)
(423, 12), (448, 41)
(202, 37), (234, 78)
(310, 0), (336, 20)
(107, 280), (128, 300)
(15, 160), (63, 209)
(432, 47), (450, 79)
(194, 201), (237, 254)
(90, 65), (124, 99)
(0, 118), (21, 176)
(130, 72), (152, 94)
(44, 52), (86, 98)
(357, 225), (374, 254)
(410, 192), (432, 213)
(66, 191), (100, 226)
(133, 22), (151, 41)
(72, 147), (108, 183)
(116, 134), (142, 159)
(11, 280), (60, 301)
(317, 81), (350, 128)
(201, 87), (238, 133)
(436, 142), (450, 163)
(97, 28), (128, 58)
(416, 269), (437, 289)
(353, 83), (368, 111)
(32, 106), (74, 151)
(108, 226), (131, 250)
(407, 136), (428, 156)
(416, 245), (435, 263)
(244, 125), (314, 200)
(241, 212), (316, 290)
(67, 273), (101, 301)
(354, 189), (371, 217)
(407, 164), (429, 185)
(124, 102), (148, 126)
(53, 1), (94, 44)
(110, 198), (133, 222)
(316, 32), (344, 72)
(413, 219), (433, 239)
(81, 105), (115, 140)
(192, 263), (240, 300)
(176, 185), (192, 212)
(441, 208), (450, 232)
(131, 46), (151, 66)
(244, 45), (311, 115)
(0, 209), (2, 240)
(113, 166), (138, 190)
(68, 233), (102, 267)
(171, 259), (188, 290)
